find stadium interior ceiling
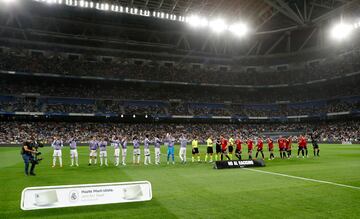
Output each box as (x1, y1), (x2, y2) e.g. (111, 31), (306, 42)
(0, 0), (359, 61)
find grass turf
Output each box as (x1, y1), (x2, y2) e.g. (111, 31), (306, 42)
(0, 144), (359, 219)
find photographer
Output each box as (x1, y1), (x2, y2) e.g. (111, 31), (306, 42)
(21, 140), (37, 176)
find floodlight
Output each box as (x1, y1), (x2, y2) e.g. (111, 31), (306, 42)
(133, 115), (136, 118)
(79, 0), (84, 7)
(331, 22), (353, 41)
(209, 18), (227, 33)
(187, 15), (208, 28)
(228, 22), (248, 37)
(145, 115), (148, 118)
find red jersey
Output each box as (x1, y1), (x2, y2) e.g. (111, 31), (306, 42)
(247, 139), (253, 150)
(235, 139), (242, 150)
(257, 139), (263, 149)
(278, 138), (285, 149)
(286, 138), (292, 149)
(221, 139), (228, 150)
(298, 137), (307, 147)
(267, 138), (274, 150)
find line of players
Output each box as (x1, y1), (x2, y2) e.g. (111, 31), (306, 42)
(50, 133), (320, 167)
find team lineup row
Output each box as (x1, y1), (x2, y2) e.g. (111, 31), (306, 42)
(48, 133), (320, 167)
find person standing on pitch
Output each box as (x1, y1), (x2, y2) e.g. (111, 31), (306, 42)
(89, 136), (98, 165)
(297, 135), (306, 158)
(179, 134), (188, 164)
(286, 136), (293, 158)
(121, 136), (128, 166)
(191, 136), (200, 162)
(215, 138), (221, 161)
(278, 136), (287, 159)
(255, 137), (265, 159)
(220, 135), (231, 160)
(267, 137), (275, 160)
(166, 133), (175, 164)
(235, 136), (242, 160)
(111, 135), (121, 166)
(228, 135), (235, 160)
(144, 134), (152, 165)
(133, 136), (141, 165)
(246, 137), (254, 160)
(154, 135), (162, 165)
(52, 135), (63, 168)
(310, 132), (320, 157)
(99, 137), (108, 166)
(68, 136), (79, 167)
(205, 136), (213, 163)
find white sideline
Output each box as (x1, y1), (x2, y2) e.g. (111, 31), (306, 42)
(244, 168), (360, 190)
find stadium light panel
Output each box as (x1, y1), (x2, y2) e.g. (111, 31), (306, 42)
(133, 115), (136, 118)
(187, 15), (208, 28)
(1, 0), (17, 3)
(331, 22), (353, 41)
(79, 0), (84, 7)
(209, 18), (227, 33)
(228, 22), (248, 37)
(89, 1), (93, 8)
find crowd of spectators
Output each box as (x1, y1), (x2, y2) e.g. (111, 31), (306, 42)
(0, 95), (358, 117)
(0, 49), (359, 86)
(0, 121), (358, 144)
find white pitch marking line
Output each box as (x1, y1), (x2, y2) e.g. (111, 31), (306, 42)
(244, 168), (360, 190)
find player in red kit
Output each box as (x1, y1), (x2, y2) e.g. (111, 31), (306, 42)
(278, 136), (287, 159)
(286, 136), (292, 158)
(246, 138), (253, 159)
(235, 136), (242, 160)
(297, 135), (306, 158)
(267, 137), (275, 160)
(255, 137), (264, 159)
(220, 135), (230, 161)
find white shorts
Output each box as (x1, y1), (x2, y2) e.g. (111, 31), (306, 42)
(179, 147), (186, 156)
(70, 149), (78, 158)
(90, 150), (97, 157)
(133, 148), (140, 155)
(155, 148), (161, 156)
(114, 148), (120, 157)
(122, 148), (127, 156)
(100, 151), (107, 157)
(53, 150), (62, 157)
(144, 148), (150, 156)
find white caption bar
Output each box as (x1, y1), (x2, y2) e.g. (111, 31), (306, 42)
(21, 181), (152, 210)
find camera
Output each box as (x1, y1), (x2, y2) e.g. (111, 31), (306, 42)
(31, 140), (44, 165)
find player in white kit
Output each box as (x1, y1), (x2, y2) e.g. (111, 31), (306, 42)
(154, 135), (162, 165)
(133, 136), (141, 165)
(88, 136), (98, 165)
(68, 137), (79, 167)
(98, 137), (108, 166)
(144, 134), (152, 165)
(51, 136), (63, 168)
(179, 134), (188, 164)
(121, 136), (128, 166)
(111, 135), (121, 166)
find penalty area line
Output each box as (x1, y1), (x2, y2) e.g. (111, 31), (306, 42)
(244, 168), (360, 190)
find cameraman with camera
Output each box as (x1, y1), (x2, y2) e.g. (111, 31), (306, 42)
(21, 138), (37, 176)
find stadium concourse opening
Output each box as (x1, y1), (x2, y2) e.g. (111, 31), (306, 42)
(0, 0), (360, 218)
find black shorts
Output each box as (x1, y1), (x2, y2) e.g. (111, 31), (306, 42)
(257, 148), (263, 152)
(207, 147), (213, 154)
(192, 148), (199, 154)
(228, 146), (234, 153)
(235, 149), (242, 154)
(313, 144), (319, 149)
(269, 148), (274, 152)
(222, 149), (228, 154)
(280, 148), (286, 152)
(216, 145), (221, 153)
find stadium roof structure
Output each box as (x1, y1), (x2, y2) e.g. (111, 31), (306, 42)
(0, 0), (359, 60)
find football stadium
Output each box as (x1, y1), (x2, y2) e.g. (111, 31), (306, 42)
(0, 0), (359, 218)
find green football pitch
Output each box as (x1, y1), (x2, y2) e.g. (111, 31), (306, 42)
(0, 144), (359, 219)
